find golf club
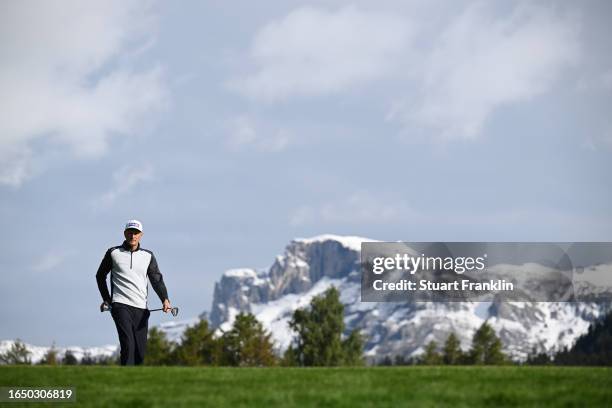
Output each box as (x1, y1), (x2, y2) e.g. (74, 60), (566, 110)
(149, 307), (180, 317)
(100, 303), (179, 317)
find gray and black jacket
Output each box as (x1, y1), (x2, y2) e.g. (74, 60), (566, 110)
(96, 241), (169, 309)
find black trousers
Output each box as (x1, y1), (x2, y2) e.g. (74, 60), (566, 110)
(111, 302), (150, 366)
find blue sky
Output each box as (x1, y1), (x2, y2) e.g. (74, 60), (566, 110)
(1, 0), (611, 346)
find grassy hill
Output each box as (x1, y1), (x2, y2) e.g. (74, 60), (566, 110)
(1, 366), (611, 407)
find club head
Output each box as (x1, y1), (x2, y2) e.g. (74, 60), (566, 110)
(171, 307), (179, 317)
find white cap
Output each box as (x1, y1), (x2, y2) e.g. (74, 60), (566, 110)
(124, 219), (143, 232)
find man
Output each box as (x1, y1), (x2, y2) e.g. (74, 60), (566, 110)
(96, 219), (172, 365)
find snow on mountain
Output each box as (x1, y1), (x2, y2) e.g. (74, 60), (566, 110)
(206, 235), (612, 362)
(0, 316), (202, 364)
(156, 318), (201, 343)
(294, 234), (376, 252)
(0, 340), (117, 364)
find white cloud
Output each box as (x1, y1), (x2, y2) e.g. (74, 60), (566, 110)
(0, 0), (165, 187)
(96, 164), (154, 209)
(230, 6), (413, 102)
(226, 115), (292, 153)
(233, 2), (580, 141)
(401, 2), (581, 140)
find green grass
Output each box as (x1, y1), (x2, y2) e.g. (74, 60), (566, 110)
(1, 366), (611, 407)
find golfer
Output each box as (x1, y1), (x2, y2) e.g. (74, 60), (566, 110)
(96, 219), (172, 365)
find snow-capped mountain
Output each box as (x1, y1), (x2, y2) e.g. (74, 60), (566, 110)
(206, 235), (612, 361)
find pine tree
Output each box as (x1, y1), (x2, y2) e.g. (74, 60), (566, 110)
(145, 327), (174, 365)
(469, 322), (506, 365)
(174, 319), (218, 366)
(96, 354), (117, 366)
(281, 345), (299, 367)
(526, 346), (551, 365)
(486, 337), (506, 365)
(289, 287), (345, 366)
(421, 340), (442, 365)
(62, 350), (78, 365)
(555, 309), (612, 365)
(80, 352), (96, 365)
(288, 286), (363, 366)
(443, 332), (462, 365)
(220, 313), (276, 366)
(342, 329), (365, 366)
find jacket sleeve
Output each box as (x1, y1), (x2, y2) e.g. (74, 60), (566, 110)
(95, 249), (113, 303)
(147, 253), (169, 303)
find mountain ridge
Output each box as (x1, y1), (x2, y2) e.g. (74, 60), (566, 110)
(207, 235), (612, 361)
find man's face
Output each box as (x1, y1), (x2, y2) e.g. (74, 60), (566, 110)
(124, 228), (143, 247)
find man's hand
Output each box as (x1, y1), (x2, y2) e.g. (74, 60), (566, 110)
(100, 301), (111, 312)
(162, 299), (172, 313)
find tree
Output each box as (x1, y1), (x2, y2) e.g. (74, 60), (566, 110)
(39, 343), (58, 366)
(342, 329), (365, 366)
(379, 355), (393, 366)
(219, 313), (276, 366)
(443, 332), (462, 365)
(62, 350), (78, 365)
(174, 319), (218, 366)
(288, 286), (363, 366)
(555, 310), (612, 365)
(281, 345), (299, 367)
(486, 337), (506, 365)
(0, 340), (31, 365)
(526, 346), (551, 365)
(469, 322), (506, 365)
(421, 340), (442, 365)
(96, 354), (118, 366)
(145, 327), (174, 366)
(80, 352), (96, 365)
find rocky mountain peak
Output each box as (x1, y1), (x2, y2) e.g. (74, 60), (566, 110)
(209, 235), (368, 327)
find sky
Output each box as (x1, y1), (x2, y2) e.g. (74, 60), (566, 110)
(1, 0), (611, 347)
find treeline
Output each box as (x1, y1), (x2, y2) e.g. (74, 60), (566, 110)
(0, 341), (116, 366)
(5, 297), (611, 367)
(380, 308), (612, 366)
(145, 286), (364, 366)
(1, 287), (364, 367)
(378, 321), (507, 366)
